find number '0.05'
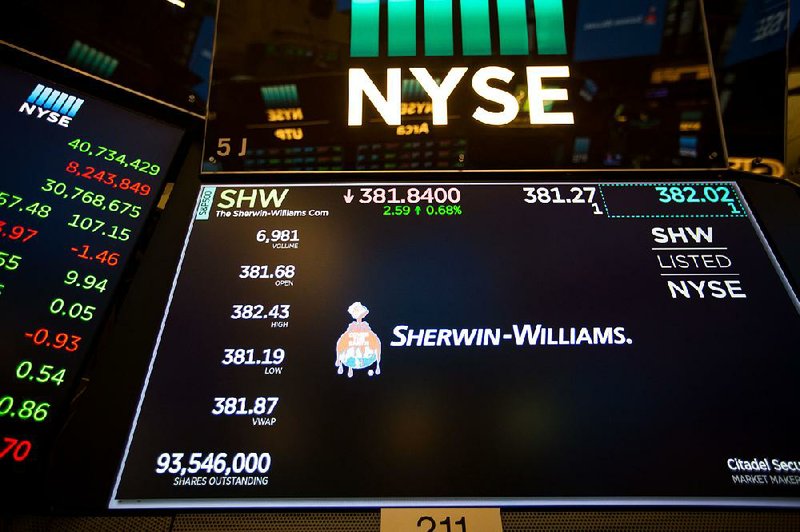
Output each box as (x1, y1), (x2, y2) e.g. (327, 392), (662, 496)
(49, 298), (96, 322)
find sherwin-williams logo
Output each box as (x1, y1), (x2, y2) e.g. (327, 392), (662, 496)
(19, 84), (83, 128)
(347, 0), (574, 127)
(351, 0), (566, 57)
(336, 302), (382, 378)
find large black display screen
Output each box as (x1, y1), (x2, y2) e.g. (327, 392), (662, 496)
(111, 180), (800, 509)
(0, 65), (182, 470)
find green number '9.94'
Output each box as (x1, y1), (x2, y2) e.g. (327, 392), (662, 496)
(64, 270), (108, 293)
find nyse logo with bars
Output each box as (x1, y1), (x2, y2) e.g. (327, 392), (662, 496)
(351, 0), (566, 57)
(348, 0), (574, 127)
(19, 84), (84, 128)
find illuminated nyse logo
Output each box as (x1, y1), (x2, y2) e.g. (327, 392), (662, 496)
(348, 0), (574, 127)
(19, 84), (84, 128)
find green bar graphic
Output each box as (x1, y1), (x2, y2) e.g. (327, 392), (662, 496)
(533, 0), (567, 55)
(460, 0), (491, 55)
(402, 79), (413, 99)
(98, 55), (109, 77)
(66, 41), (80, 63)
(93, 52), (105, 74)
(84, 48), (98, 72)
(402, 79), (427, 99)
(497, 0), (529, 55)
(99, 54), (110, 75)
(75, 43), (90, 66)
(351, 0), (380, 57)
(424, 0), (454, 56)
(99, 54), (110, 76)
(388, 0), (416, 56)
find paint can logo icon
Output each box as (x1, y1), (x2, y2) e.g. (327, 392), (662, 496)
(336, 302), (382, 378)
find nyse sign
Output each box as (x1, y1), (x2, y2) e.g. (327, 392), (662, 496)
(348, 66), (573, 126)
(348, 0), (574, 128)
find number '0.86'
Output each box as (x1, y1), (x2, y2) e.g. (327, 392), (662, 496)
(0, 397), (50, 422)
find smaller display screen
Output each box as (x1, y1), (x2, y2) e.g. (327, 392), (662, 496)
(0, 65), (182, 470)
(112, 180), (799, 509)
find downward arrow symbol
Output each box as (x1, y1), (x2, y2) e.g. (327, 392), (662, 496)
(343, 189), (354, 203)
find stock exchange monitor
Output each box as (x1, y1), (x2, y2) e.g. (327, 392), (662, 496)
(108, 180), (800, 509)
(3, 0), (800, 516)
(0, 64), (183, 472)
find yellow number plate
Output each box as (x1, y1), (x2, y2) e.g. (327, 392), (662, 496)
(381, 508), (502, 532)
